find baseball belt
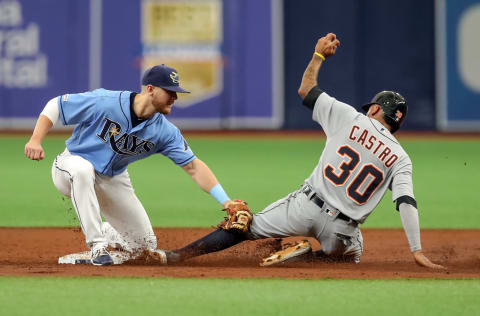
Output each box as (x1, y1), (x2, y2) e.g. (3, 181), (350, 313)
(303, 187), (354, 223)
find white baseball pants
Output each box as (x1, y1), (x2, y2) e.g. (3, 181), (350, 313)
(51, 149), (156, 252)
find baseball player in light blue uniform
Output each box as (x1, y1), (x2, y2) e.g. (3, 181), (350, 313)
(25, 65), (233, 265)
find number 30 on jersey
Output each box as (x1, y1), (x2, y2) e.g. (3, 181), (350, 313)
(324, 145), (384, 205)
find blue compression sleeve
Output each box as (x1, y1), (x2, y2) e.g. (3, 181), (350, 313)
(209, 183), (230, 205)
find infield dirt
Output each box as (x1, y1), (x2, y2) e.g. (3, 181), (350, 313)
(0, 228), (479, 279)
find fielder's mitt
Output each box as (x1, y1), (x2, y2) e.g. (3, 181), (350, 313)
(217, 200), (253, 234)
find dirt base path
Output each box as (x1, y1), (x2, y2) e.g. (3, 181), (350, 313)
(0, 228), (479, 279)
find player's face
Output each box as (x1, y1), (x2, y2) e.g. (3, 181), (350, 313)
(152, 87), (178, 115)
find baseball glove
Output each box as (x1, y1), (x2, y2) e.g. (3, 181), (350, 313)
(217, 199), (253, 234)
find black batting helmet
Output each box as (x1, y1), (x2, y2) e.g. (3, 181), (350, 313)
(361, 91), (407, 134)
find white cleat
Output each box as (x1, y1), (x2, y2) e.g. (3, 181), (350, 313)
(260, 240), (312, 267)
(143, 249), (168, 265)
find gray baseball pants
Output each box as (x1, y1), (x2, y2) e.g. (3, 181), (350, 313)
(249, 183), (363, 262)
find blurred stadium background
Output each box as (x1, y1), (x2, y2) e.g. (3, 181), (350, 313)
(0, 0), (479, 132)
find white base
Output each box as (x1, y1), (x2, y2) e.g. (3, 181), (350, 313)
(58, 251), (131, 265)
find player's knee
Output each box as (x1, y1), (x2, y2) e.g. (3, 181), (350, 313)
(53, 178), (72, 197)
(322, 232), (362, 258)
(320, 237), (344, 256)
(70, 162), (95, 183)
(342, 231), (363, 263)
(345, 245), (362, 263)
(321, 245), (343, 257)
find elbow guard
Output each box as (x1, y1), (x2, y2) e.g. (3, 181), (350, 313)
(396, 195), (417, 211)
(302, 86), (323, 110)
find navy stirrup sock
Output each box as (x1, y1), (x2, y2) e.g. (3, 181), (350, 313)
(175, 228), (246, 259)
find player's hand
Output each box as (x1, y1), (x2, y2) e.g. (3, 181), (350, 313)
(223, 200), (233, 208)
(314, 33), (340, 58)
(413, 251), (446, 270)
(25, 140), (45, 161)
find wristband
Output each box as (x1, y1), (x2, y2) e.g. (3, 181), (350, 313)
(209, 183), (230, 205)
(314, 52), (325, 61)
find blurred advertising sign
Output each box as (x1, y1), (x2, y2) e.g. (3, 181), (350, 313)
(436, 0), (480, 131)
(140, 0), (284, 129)
(0, 0), (283, 130)
(0, 0), (90, 129)
(0, 0), (47, 89)
(142, 1), (222, 43)
(141, 0), (222, 108)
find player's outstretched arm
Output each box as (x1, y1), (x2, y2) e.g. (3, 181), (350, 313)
(398, 201), (445, 269)
(298, 33), (340, 99)
(181, 158), (231, 207)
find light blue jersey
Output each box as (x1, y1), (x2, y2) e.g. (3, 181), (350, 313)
(58, 89), (196, 176)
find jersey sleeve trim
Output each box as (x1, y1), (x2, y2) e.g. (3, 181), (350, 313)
(119, 91), (130, 131)
(58, 96), (68, 125)
(395, 195), (417, 211)
(302, 86), (324, 110)
(176, 155), (196, 166)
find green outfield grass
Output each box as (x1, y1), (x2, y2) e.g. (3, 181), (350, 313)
(0, 277), (479, 316)
(1, 135), (478, 228)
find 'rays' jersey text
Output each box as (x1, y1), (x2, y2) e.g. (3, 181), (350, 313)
(97, 118), (155, 156)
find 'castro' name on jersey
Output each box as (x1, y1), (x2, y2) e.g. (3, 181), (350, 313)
(348, 125), (398, 168)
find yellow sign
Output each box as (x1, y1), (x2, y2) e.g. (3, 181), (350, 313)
(141, 0), (223, 108)
(143, 1), (222, 43)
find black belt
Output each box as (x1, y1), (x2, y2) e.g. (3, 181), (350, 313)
(303, 187), (354, 222)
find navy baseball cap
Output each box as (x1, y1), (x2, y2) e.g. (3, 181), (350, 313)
(141, 64), (190, 93)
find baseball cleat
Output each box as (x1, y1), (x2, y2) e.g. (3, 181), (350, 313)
(143, 249), (168, 265)
(260, 240), (312, 267)
(165, 250), (182, 264)
(91, 247), (114, 266)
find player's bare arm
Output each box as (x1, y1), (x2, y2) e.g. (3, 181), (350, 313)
(298, 33), (340, 99)
(25, 114), (53, 161)
(181, 158), (231, 207)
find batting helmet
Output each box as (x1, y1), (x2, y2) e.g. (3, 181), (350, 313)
(361, 91), (407, 134)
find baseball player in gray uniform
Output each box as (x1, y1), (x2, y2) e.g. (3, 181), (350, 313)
(159, 33), (444, 269)
(24, 65), (234, 266)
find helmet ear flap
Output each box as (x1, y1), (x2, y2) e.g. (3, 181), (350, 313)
(362, 91), (407, 134)
(383, 103), (407, 133)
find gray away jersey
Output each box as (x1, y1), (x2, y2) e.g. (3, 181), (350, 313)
(307, 92), (414, 223)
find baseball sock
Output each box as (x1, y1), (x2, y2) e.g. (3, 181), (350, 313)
(174, 228), (246, 260)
